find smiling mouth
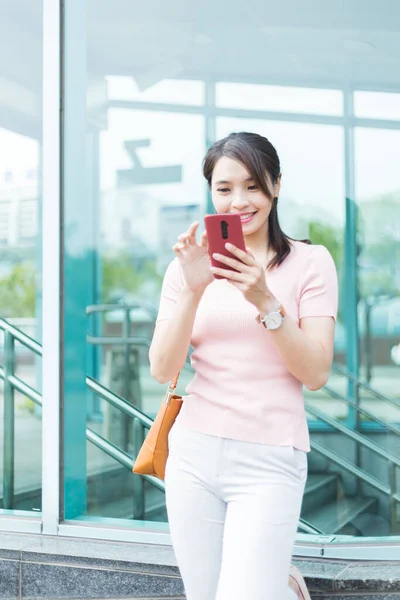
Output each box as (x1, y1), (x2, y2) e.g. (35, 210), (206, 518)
(239, 212), (257, 223)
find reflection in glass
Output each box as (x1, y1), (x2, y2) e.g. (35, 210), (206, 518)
(107, 76), (205, 106)
(62, 0), (400, 538)
(216, 83), (343, 116)
(354, 91), (400, 121)
(0, 4), (43, 513)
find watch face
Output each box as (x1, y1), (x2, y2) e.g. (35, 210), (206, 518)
(264, 312), (283, 330)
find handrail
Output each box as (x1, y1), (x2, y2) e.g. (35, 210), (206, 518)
(86, 375), (154, 428)
(86, 301), (158, 319)
(87, 427), (135, 471)
(332, 363), (400, 412)
(306, 400), (400, 523)
(297, 520), (324, 535)
(0, 368), (42, 406)
(323, 384), (400, 437)
(310, 440), (391, 496)
(85, 429), (165, 492)
(305, 401), (400, 471)
(1, 314), (399, 529)
(0, 318), (42, 355)
(86, 334), (155, 347)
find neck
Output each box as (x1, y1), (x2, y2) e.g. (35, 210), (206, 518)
(244, 225), (272, 265)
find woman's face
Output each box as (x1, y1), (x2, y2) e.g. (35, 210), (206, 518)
(211, 156), (280, 239)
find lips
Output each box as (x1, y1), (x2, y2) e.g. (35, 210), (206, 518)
(239, 212), (257, 223)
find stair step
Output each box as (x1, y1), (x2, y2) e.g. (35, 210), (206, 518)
(302, 473), (338, 514)
(304, 495), (378, 534)
(88, 484), (167, 522)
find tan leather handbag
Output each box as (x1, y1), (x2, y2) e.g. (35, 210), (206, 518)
(133, 374), (182, 480)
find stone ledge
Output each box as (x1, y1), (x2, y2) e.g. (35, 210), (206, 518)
(1, 532), (400, 599)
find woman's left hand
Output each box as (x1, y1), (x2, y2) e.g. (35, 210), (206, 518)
(211, 243), (276, 311)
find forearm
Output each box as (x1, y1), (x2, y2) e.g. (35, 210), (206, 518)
(149, 286), (204, 384)
(257, 298), (332, 391)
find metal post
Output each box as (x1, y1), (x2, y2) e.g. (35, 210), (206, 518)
(389, 462), (398, 533)
(344, 88), (360, 432)
(132, 418), (145, 519)
(122, 306), (131, 450)
(205, 81), (216, 215)
(365, 300), (372, 383)
(3, 331), (15, 509)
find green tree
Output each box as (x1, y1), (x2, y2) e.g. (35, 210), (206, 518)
(358, 191), (400, 298)
(102, 254), (162, 303)
(308, 221), (344, 270)
(0, 262), (36, 318)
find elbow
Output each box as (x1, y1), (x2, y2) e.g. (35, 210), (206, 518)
(150, 363), (171, 385)
(149, 355), (175, 384)
(304, 371), (330, 392)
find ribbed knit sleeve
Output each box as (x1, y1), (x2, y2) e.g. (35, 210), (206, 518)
(298, 245), (338, 320)
(156, 258), (184, 321)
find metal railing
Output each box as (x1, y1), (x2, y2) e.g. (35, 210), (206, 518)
(332, 362), (400, 414)
(87, 375), (322, 532)
(0, 318), (42, 509)
(305, 400), (400, 528)
(0, 317), (164, 514)
(1, 315), (400, 532)
(0, 317), (320, 531)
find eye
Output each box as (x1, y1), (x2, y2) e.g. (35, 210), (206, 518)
(217, 187), (230, 193)
(248, 184), (258, 190)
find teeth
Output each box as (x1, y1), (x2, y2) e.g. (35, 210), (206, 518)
(241, 213), (254, 219)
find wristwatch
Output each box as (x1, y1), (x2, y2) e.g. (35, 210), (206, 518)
(256, 305), (286, 331)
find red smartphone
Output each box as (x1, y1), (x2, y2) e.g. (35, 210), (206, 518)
(204, 214), (246, 279)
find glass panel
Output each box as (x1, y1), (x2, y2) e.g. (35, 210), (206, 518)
(0, 3), (43, 513)
(354, 91), (400, 121)
(107, 76), (205, 106)
(216, 83), (343, 116)
(63, 0), (400, 541)
(355, 127), (400, 387)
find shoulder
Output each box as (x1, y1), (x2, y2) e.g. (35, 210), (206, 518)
(289, 240), (336, 270)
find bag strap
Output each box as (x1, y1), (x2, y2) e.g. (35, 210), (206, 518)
(169, 372), (180, 391)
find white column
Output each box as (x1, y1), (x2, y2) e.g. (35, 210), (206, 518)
(41, 0), (61, 535)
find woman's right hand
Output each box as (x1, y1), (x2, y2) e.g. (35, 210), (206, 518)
(173, 222), (213, 294)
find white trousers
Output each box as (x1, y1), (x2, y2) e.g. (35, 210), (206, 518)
(165, 423), (308, 600)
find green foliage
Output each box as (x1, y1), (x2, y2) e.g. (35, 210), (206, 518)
(308, 221), (344, 269)
(102, 254), (163, 303)
(358, 191), (400, 298)
(0, 262), (36, 318)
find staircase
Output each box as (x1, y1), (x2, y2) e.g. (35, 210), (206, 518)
(301, 473), (378, 536)
(2, 317), (400, 538)
(83, 469), (381, 537)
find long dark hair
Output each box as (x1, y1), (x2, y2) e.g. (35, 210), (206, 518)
(203, 132), (308, 270)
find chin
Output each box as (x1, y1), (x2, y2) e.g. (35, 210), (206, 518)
(242, 219), (267, 237)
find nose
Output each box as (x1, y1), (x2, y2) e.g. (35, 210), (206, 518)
(230, 191), (250, 211)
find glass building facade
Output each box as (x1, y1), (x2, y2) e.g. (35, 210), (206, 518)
(1, 0), (400, 559)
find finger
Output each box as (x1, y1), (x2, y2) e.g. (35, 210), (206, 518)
(187, 221), (200, 245)
(200, 231), (208, 250)
(225, 243), (255, 266)
(212, 252), (251, 272)
(178, 233), (190, 244)
(172, 242), (185, 254)
(210, 266), (247, 282)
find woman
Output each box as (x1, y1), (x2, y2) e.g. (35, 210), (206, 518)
(150, 132), (338, 599)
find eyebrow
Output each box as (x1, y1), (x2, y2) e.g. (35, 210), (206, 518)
(214, 177), (254, 185)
